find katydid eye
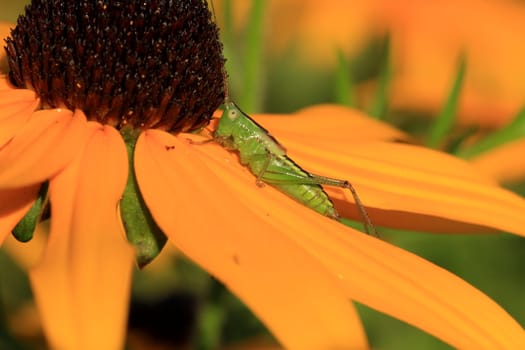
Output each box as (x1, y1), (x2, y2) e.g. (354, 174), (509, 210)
(228, 109), (238, 119)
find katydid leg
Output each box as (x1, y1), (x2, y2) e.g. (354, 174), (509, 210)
(255, 153), (273, 187)
(257, 160), (379, 237)
(305, 174), (377, 237)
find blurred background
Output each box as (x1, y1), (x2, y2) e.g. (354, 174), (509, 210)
(1, 0), (525, 349)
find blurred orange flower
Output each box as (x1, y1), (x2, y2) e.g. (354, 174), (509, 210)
(381, 0), (525, 127)
(217, 0), (525, 127)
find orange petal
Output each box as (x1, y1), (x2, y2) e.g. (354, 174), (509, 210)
(0, 186), (39, 245)
(253, 104), (407, 144)
(0, 108), (89, 188)
(0, 86), (40, 147)
(276, 138), (525, 235)
(470, 138), (525, 184)
(0, 84), (37, 109)
(30, 123), (134, 350)
(306, 228), (525, 349)
(135, 130), (368, 350)
(187, 138), (525, 349)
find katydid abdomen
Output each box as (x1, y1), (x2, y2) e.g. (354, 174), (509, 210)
(244, 149), (340, 219)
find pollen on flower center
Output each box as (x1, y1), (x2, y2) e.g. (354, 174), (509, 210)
(5, 0), (225, 132)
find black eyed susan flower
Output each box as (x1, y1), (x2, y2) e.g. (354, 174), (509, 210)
(1, 1), (525, 349)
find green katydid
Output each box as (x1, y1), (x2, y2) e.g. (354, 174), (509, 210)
(202, 1), (376, 235)
(207, 96), (377, 236)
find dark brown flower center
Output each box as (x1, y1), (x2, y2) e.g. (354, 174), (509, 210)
(5, 0), (225, 132)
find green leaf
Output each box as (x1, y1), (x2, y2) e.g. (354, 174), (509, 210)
(221, 0), (234, 47)
(368, 36), (392, 120)
(239, 0), (265, 113)
(446, 126), (478, 155)
(457, 106), (525, 158)
(120, 127), (167, 268)
(12, 183), (48, 243)
(335, 49), (355, 107)
(197, 303), (225, 350)
(427, 54), (467, 148)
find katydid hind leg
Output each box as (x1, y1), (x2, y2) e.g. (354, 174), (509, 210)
(342, 181), (378, 237)
(308, 174), (378, 237)
(251, 161), (378, 236)
(256, 164), (378, 236)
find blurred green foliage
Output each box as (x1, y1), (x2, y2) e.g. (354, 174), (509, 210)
(0, 0), (27, 22)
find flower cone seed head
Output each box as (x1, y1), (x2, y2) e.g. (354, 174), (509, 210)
(5, 0), (225, 133)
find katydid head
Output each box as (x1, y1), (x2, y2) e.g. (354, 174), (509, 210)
(214, 101), (241, 138)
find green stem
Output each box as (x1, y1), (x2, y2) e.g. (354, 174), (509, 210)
(457, 106), (525, 158)
(240, 0), (265, 113)
(222, 0), (234, 46)
(368, 36), (391, 120)
(335, 49), (354, 107)
(12, 183), (48, 242)
(426, 54), (466, 148)
(120, 127), (167, 268)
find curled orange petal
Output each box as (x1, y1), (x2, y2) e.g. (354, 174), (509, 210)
(189, 138), (525, 349)
(30, 123), (134, 350)
(254, 104), (407, 144)
(0, 108), (89, 188)
(135, 129), (368, 350)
